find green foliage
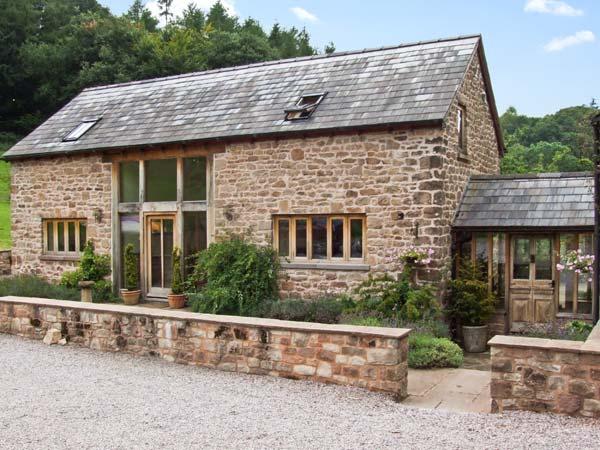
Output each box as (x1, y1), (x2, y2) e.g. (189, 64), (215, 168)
(500, 105), (598, 174)
(343, 316), (383, 327)
(348, 268), (439, 322)
(124, 243), (138, 291)
(171, 246), (183, 295)
(520, 320), (593, 341)
(0, 275), (79, 300)
(91, 279), (119, 303)
(568, 320), (593, 336)
(79, 240), (111, 282)
(259, 297), (345, 324)
(187, 235), (279, 315)
(408, 333), (464, 369)
(448, 261), (495, 327)
(398, 319), (451, 338)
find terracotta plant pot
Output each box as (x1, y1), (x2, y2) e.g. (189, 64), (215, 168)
(462, 325), (489, 353)
(167, 293), (186, 309)
(121, 289), (141, 305)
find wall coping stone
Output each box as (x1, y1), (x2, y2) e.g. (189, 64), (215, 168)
(0, 296), (410, 339)
(489, 330), (600, 355)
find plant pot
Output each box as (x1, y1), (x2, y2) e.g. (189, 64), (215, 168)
(168, 293), (186, 309)
(462, 325), (489, 353)
(121, 289), (141, 305)
(78, 280), (95, 303)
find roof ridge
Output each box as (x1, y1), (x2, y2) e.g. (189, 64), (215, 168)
(470, 171), (593, 181)
(81, 34), (481, 93)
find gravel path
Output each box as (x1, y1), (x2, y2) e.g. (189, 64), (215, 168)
(1, 334), (599, 450)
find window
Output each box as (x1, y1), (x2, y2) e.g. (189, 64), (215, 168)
(145, 159), (177, 201)
(62, 118), (99, 142)
(183, 211), (207, 276)
(119, 161), (139, 203)
(284, 93), (327, 121)
(120, 215), (140, 288)
(457, 105), (467, 154)
(183, 157), (207, 201)
(43, 219), (87, 256)
(558, 233), (593, 316)
(274, 215), (365, 262)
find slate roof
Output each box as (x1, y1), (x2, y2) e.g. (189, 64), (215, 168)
(5, 34), (501, 159)
(454, 173), (594, 229)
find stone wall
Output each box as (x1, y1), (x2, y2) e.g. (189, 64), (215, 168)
(0, 250), (11, 276)
(214, 54), (500, 298)
(11, 155), (112, 279)
(0, 296), (410, 398)
(489, 324), (600, 417)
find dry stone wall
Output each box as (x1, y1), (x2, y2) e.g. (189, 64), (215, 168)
(0, 296), (410, 398)
(489, 326), (600, 417)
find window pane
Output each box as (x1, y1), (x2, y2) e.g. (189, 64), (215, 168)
(163, 219), (174, 287)
(492, 233), (505, 306)
(145, 159), (176, 201)
(458, 233), (471, 265)
(535, 238), (552, 280)
(57, 222), (65, 252)
(46, 222), (54, 252)
(183, 157), (206, 201)
(183, 211), (207, 276)
(331, 219), (344, 258)
(79, 222), (87, 251)
(350, 219), (363, 258)
(513, 238), (529, 279)
(277, 219), (290, 257)
(295, 219), (307, 257)
(119, 161), (139, 203)
(474, 233), (488, 279)
(150, 219), (162, 288)
(68, 222), (76, 252)
(120, 215), (140, 288)
(577, 233), (593, 315)
(558, 234), (577, 313)
(311, 217), (327, 259)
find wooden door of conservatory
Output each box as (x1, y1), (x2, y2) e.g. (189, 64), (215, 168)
(509, 236), (555, 332)
(145, 215), (175, 298)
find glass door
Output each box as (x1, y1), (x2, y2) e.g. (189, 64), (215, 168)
(146, 215), (175, 297)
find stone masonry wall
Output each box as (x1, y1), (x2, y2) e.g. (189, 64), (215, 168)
(11, 155), (112, 280)
(0, 296), (410, 398)
(214, 54), (500, 298)
(0, 250), (11, 276)
(489, 326), (600, 417)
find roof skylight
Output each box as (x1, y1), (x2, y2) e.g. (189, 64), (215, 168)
(62, 118), (100, 142)
(284, 92), (327, 121)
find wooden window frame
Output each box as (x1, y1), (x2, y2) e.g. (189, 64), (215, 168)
(557, 232), (594, 318)
(42, 219), (87, 258)
(274, 215), (366, 263)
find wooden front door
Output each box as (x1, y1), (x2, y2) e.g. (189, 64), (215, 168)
(509, 235), (555, 331)
(145, 215), (176, 298)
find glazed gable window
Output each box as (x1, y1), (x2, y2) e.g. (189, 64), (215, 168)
(43, 219), (87, 256)
(457, 104), (467, 155)
(274, 215), (366, 262)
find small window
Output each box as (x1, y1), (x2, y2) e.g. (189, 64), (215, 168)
(183, 157), (207, 201)
(119, 161), (140, 203)
(43, 219), (87, 256)
(274, 215), (366, 262)
(145, 159), (177, 201)
(457, 105), (467, 154)
(284, 92), (326, 121)
(62, 118), (100, 142)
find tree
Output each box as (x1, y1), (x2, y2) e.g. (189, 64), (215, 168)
(125, 0), (158, 31)
(324, 42), (336, 54)
(178, 3), (205, 31)
(157, 0), (173, 26)
(206, 1), (238, 32)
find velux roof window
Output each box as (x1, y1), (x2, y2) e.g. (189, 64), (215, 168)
(62, 118), (100, 142)
(284, 92), (327, 121)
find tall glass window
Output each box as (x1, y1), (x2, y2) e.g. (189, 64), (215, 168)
(183, 157), (207, 201)
(183, 211), (207, 276)
(559, 233), (593, 316)
(145, 159), (177, 201)
(120, 215), (140, 288)
(119, 161), (139, 202)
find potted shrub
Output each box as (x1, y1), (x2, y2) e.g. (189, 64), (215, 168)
(121, 243), (141, 305)
(168, 246), (186, 309)
(78, 241), (98, 302)
(448, 262), (495, 353)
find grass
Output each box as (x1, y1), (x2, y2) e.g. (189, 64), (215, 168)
(0, 132), (17, 250)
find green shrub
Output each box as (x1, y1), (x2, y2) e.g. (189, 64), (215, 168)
(260, 297), (344, 324)
(0, 275), (79, 300)
(408, 333), (464, 369)
(345, 316), (383, 327)
(398, 319), (450, 338)
(92, 280), (120, 303)
(187, 235), (279, 315)
(124, 243), (139, 291)
(60, 241), (111, 289)
(171, 247), (184, 295)
(447, 261), (495, 326)
(60, 269), (84, 289)
(348, 267), (440, 322)
(520, 320), (593, 341)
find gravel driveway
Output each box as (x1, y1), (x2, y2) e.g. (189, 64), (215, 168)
(1, 334), (599, 450)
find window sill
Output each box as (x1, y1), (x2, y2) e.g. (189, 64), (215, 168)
(280, 261), (370, 271)
(556, 312), (593, 320)
(40, 254), (81, 262)
(457, 154), (470, 163)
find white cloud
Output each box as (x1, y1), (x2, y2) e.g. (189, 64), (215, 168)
(290, 6), (318, 23)
(146, 0), (237, 23)
(544, 30), (595, 51)
(524, 0), (583, 16)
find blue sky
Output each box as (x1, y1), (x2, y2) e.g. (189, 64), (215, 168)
(102, 0), (599, 117)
